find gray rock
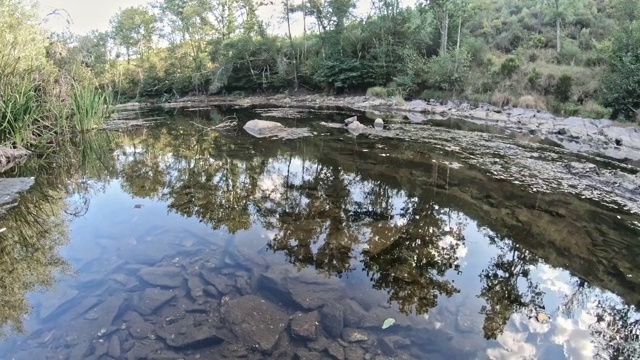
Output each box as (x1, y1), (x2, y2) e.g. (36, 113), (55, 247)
(107, 335), (121, 358)
(344, 116), (357, 125)
(187, 275), (205, 299)
(155, 316), (224, 349)
(345, 346), (366, 360)
(308, 336), (330, 352)
(134, 288), (176, 316)
(203, 285), (220, 298)
(407, 100), (428, 112)
(201, 271), (234, 294)
(343, 300), (368, 328)
(342, 328), (369, 342)
(92, 294), (126, 329)
(374, 118), (384, 130)
(320, 303), (344, 338)
(346, 120), (368, 135)
(291, 311), (320, 340)
(296, 350), (322, 360)
(235, 275), (252, 295)
(563, 162), (600, 176)
(379, 337), (396, 356)
(243, 119), (313, 139)
(327, 342), (346, 360)
(258, 267), (347, 310)
(0, 176), (33, 214)
(38, 287), (79, 321)
(123, 311), (155, 340)
(221, 295), (289, 353)
(138, 267), (183, 288)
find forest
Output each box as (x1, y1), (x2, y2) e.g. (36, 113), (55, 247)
(1, 0), (640, 148)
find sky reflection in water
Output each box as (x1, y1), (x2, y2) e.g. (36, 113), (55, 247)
(0, 113), (638, 359)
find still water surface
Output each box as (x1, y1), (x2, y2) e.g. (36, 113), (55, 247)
(0, 108), (639, 359)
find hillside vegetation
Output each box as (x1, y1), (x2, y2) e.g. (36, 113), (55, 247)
(1, 0), (640, 147)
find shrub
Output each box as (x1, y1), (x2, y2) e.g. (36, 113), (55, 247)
(516, 95), (547, 110)
(426, 49), (471, 92)
(527, 68), (542, 90)
(490, 92), (514, 108)
(366, 86), (388, 98)
(420, 89), (450, 102)
(581, 100), (611, 119)
(554, 74), (573, 103)
(499, 55), (521, 78)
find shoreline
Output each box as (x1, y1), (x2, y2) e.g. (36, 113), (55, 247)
(119, 94), (640, 163)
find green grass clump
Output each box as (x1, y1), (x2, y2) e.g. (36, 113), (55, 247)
(366, 86), (388, 98)
(0, 55), (46, 147)
(71, 84), (113, 132)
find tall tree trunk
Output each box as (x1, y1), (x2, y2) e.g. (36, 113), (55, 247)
(302, 10), (307, 60)
(440, 11), (449, 55)
(556, 18), (561, 53)
(456, 15), (462, 53)
(285, 0), (298, 91)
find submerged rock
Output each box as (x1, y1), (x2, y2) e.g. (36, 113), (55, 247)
(320, 303), (344, 338)
(138, 267), (184, 288)
(258, 267), (347, 310)
(327, 342), (346, 360)
(134, 288), (176, 316)
(221, 295), (289, 353)
(107, 335), (121, 358)
(291, 311), (320, 340)
(155, 316), (225, 349)
(243, 119), (313, 139)
(341, 328), (369, 342)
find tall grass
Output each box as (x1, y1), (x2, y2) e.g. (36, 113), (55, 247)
(0, 56), (45, 147)
(71, 83), (113, 132)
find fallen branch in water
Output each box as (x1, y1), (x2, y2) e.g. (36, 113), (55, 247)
(190, 115), (239, 130)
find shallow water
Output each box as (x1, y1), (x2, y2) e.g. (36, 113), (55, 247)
(1, 108), (639, 359)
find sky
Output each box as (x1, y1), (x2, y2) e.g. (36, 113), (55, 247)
(34, 0), (420, 37)
(35, 0), (348, 37)
(37, 0), (151, 35)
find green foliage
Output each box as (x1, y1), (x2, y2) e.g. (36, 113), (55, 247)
(426, 50), (471, 92)
(554, 74), (573, 103)
(602, 9), (640, 120)
(366, 86), (389, 98)
(527, 68), (542, 90)
(499, 55), (521, 78)
(71, 84), (112, 132)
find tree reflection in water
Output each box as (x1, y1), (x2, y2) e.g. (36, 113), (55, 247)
(2, 118), (640, 357)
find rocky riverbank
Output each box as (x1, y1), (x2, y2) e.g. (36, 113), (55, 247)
(112, 94), (640, 216)
(148, 94), (640, 163)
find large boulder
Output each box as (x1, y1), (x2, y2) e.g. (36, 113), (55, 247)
(221, 295), (289, 353)
(243, 119), (312, 139)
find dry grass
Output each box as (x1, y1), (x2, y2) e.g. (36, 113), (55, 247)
(490, 92), (514, 108)
(516, 95), (547, 110)
(581, 100), (610, 119)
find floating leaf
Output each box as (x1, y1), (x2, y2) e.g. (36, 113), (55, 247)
(382, 317), (396, 329)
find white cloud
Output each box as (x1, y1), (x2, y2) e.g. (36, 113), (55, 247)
(486, 329), (537, 360)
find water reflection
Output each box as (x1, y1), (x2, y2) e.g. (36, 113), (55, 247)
(0, 114), (639, 359)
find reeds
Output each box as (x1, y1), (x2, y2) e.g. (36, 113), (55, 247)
(71, 83), (113, 132)
(0, 55), (44, 146)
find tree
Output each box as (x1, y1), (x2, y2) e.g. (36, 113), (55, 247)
(109, 6), (156, 62)
(602, 0), (640, 120)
